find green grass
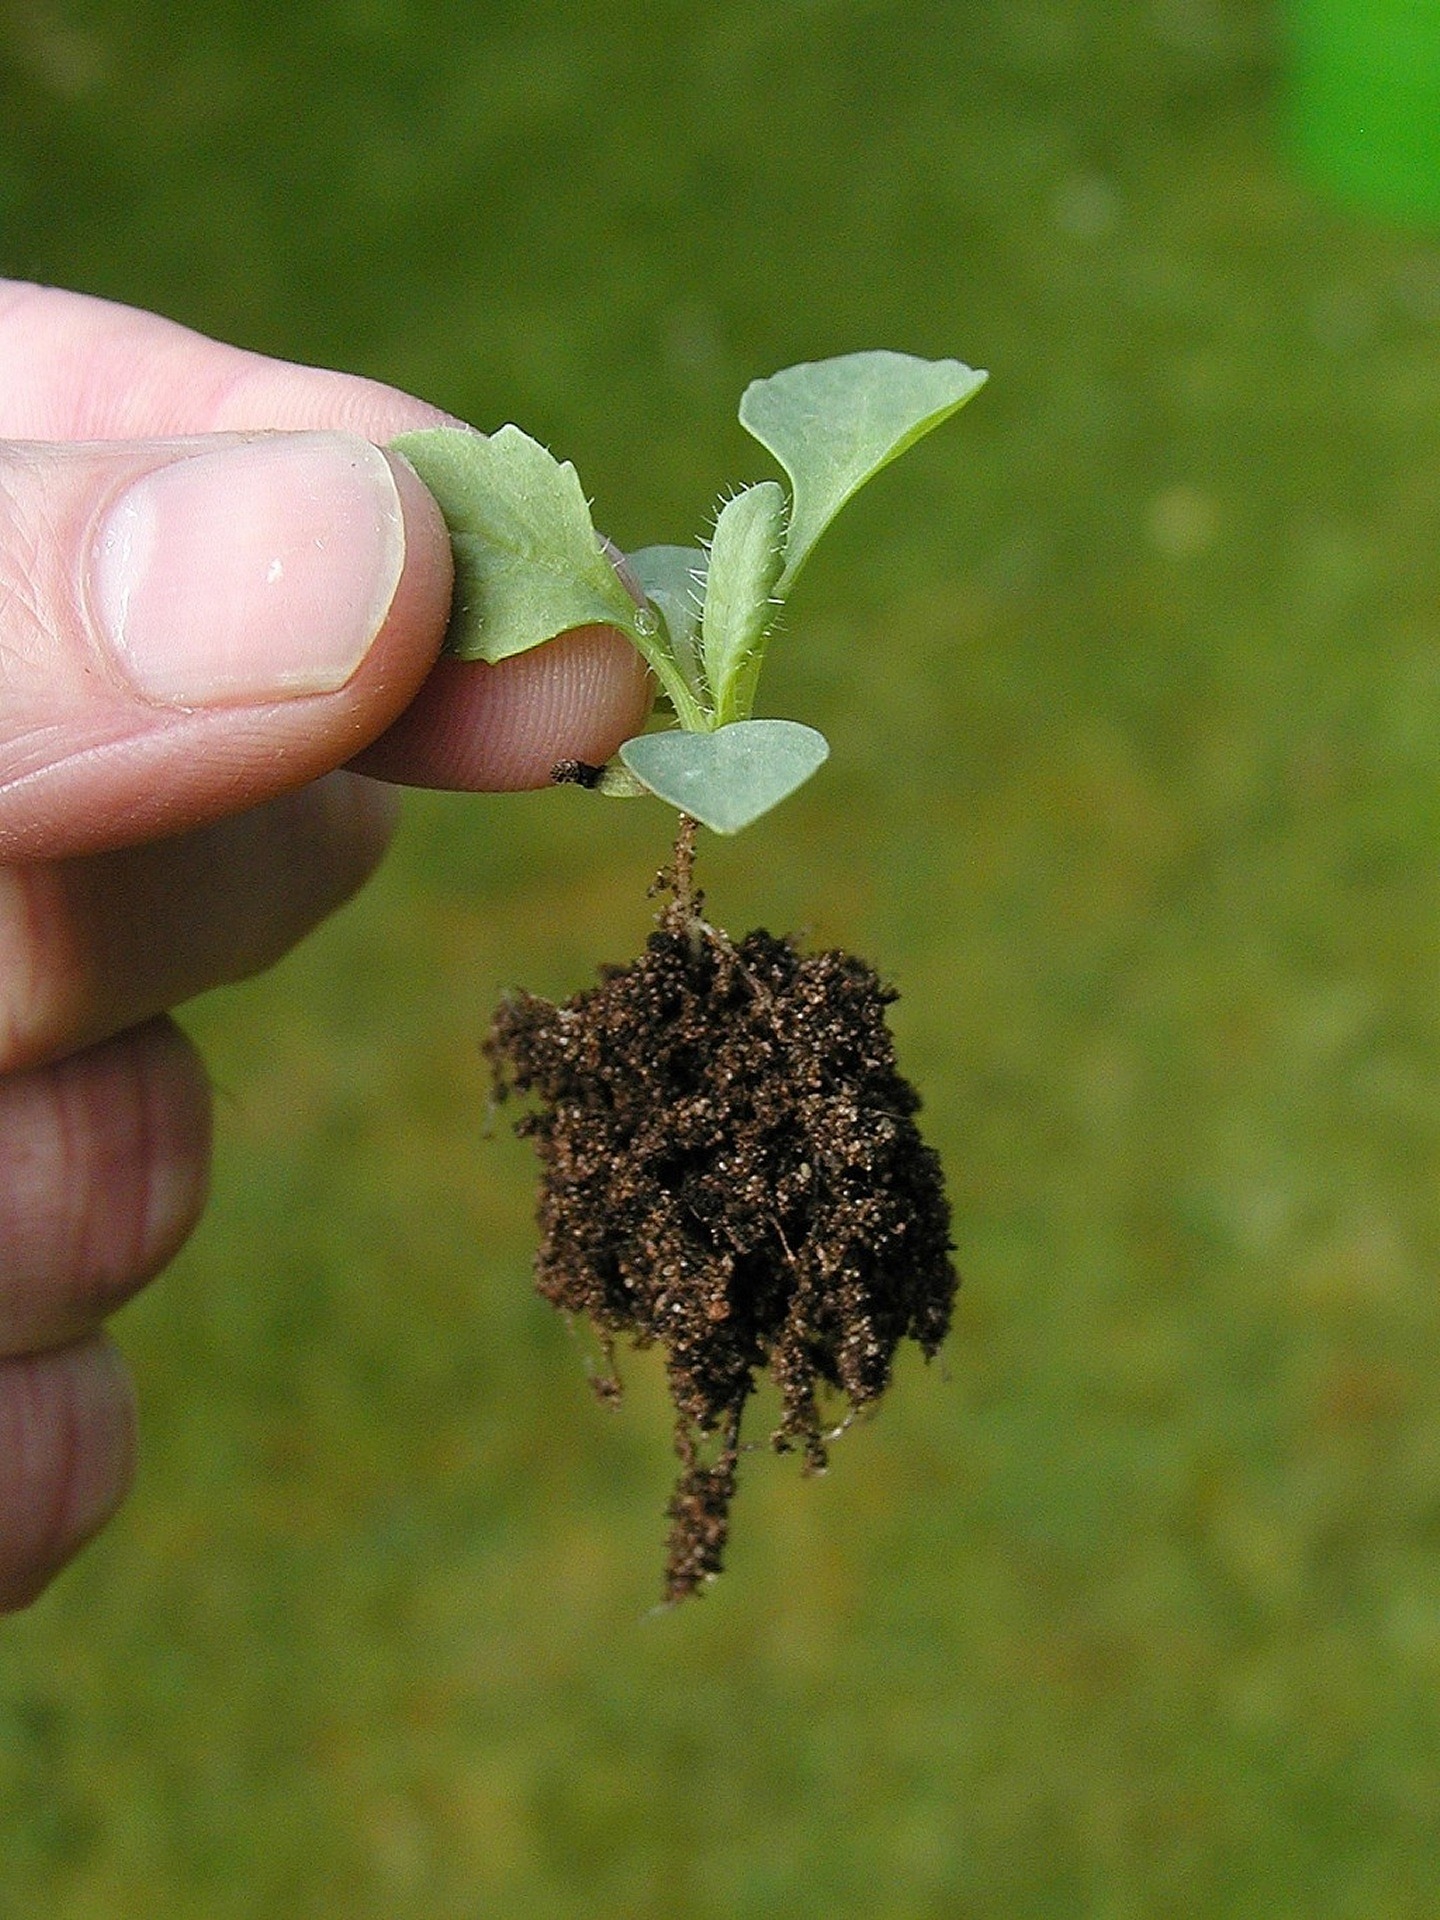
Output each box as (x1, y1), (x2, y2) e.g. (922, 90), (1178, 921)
(6, 2), (1440, 1912)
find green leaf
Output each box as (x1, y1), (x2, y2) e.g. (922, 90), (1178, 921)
(628, 545), (707, 698)
(392, 425), (637, 663)
(738, 351), (988, 595)
(618, 720), (830, 835)
(701, 482), (787, 726)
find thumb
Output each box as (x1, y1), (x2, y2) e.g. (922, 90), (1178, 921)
(0, 431), (452, 860)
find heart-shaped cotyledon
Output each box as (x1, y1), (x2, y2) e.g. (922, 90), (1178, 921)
(618, 720), (830, 835)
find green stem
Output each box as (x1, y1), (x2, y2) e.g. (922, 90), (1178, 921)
(621, 614), (714, 732)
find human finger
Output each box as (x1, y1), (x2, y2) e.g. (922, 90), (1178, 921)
(0, 282), (653, 812)
(0, 1019), (211, 1356)
(350, 625), (653, 790)
(0, 1333), (137, 1612)
(0, 431), (452, 862)
(0, 279), (461, 442)
(0, 772), (397, 1076)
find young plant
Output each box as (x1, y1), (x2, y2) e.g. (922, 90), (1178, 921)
(397, 351), (986, 1602)
(394, 350), (986, 834)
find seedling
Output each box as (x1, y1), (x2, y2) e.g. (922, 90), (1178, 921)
(394, 352), (985, 1601)
(394, 350), (986, 834)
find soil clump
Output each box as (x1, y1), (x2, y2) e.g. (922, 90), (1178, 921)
(485, 822), (958, 1602)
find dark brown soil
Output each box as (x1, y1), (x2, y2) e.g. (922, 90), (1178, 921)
(485, 822), (958, 1602)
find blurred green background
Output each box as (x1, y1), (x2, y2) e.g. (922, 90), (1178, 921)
(5, 1), (1440, 1913)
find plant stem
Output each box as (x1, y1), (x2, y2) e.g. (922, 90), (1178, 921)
(672, 813), (698, 911)
(623, 615), (711, 732)
(649, 812), (704, 929)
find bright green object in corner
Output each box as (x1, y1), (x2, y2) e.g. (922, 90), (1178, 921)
(1288, 0), (1440, 226)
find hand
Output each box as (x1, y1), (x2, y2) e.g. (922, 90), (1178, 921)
(0, 281), (652, 1609)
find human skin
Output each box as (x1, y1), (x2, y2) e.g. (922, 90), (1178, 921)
(0, 281), (652, 1610)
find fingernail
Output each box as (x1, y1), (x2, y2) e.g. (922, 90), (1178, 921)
(91, 433), (406, 707)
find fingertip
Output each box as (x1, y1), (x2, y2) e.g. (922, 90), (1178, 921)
(0, 1017), (213, 1342)
(123, 1018), (214, 1292)
(0, 1333), (138, 1612)
(351, 624), (654, 792)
